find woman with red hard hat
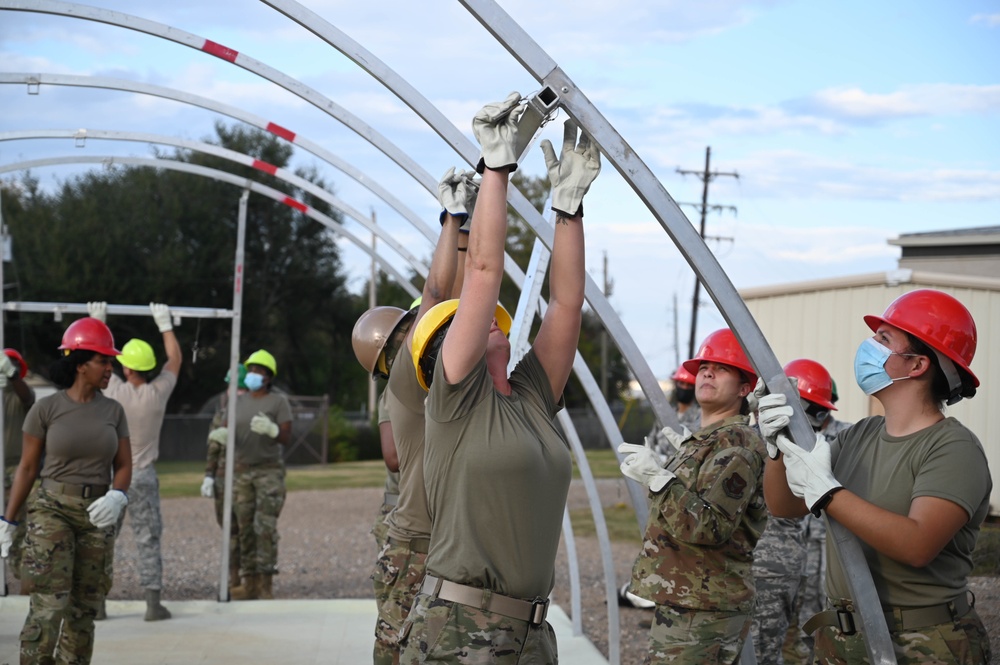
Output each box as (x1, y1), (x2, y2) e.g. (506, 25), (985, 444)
(1, 347), (35, 593)
(622, 327), (767, 664)
(0, 317), (131, 664)
(760, 289), (991, 664)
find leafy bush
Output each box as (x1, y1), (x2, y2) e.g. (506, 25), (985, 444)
(972, 522), (1000, 576)
(326, 406), (382, 463)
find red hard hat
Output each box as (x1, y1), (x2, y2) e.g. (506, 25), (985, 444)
(3, 348), (27, 379)
(682, 328), (756, 382)
(783, 358), (837, 411)
(58, 317), (121, 357)
(863, 289), (978, 387)
(670, 365), (697, 385)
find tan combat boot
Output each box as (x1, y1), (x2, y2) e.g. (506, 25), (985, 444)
(230, 574), (259, 601)
(257, 574), (273, 600)
(228, 564), (241, 590)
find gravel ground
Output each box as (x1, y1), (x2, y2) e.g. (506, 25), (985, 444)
(7, 480), (998, 664)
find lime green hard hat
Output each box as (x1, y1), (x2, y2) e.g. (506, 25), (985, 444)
(244, 349), (278, 376)
(119, 339), (156, 371)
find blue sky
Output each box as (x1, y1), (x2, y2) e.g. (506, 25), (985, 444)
(1, 0), (998, 379)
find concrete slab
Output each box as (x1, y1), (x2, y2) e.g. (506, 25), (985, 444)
(0, 596), (608, 664)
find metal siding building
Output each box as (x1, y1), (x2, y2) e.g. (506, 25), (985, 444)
(740, 269), (1000, 516)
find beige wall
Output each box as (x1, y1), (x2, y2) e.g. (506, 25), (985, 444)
(742, 278), (999, 516)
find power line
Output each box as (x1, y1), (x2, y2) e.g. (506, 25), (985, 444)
(676, 146), (739, 359)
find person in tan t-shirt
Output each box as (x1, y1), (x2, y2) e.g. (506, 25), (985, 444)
(91, 301), (180, 621)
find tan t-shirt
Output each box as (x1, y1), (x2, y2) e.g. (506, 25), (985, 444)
(423, 349), (571, 601)
(827, 416), (992, 607)
(24, 391), (129, 486)
(104, 371), (177, 469)
(3, 386), (32, 466)
(232, 390), (292, 465)
(385, 350), (431, 541)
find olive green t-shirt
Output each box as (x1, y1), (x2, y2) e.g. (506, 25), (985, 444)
(3, 386), (32, 466)
(827, 416), (992, 607)
(24, 391), (129, 486)
(385, 350), (431, 540)
(232, 391), (292, 465)
(377, 389), (400, 497)
(423, 349), (571, 601)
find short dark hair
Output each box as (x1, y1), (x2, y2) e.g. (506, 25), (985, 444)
(905, 333), (976, 406)
(49, 349), (98, 389)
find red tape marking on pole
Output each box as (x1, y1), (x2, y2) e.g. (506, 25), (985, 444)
(252, 160), (278, 175)
(202, 40), (239, 63)
(282, 197), (308, 213)
(265, 122), (297, 142)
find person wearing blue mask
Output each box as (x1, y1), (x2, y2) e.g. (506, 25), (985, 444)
(758, 290), (991, 664)
(210, 349), (292, 601)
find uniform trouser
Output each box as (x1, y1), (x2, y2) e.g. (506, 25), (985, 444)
(372, 539), (428, 665)
(399, 593), (559, 665)
(787, 533), (826, 664)
(751, 570), (802, 665)
(646, 604), (751, 665)
(233, 465), (285, 576)
(124, 464), (164, 590)
(813, 607), (991, 664)
(212, 471), (240, 573)
(370, 503), (395, 665)
(3, 465), (28, 579)
(19, 488), (116, 665)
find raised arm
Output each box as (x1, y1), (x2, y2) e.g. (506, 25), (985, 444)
(151, 302), (182, 377)
(441, 93), (522, 385)
(532, 120), (601, 399)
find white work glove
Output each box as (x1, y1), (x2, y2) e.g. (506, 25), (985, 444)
(776, 432), (843, 516)
(250, 412), (280, 438)
(617, 437), (676, 493)
(0, 353), (17, 383)
(438, 167), (479, 223)
(540, 119), (601, 217)
(0, 517), (17, 558)
(752, 378), (794, 460)
(200, 476), (215, 498)
(87, 489), (128, 529)
(658, 425), (691, 454)
(472, 91), (523, 174)
(208, 427), (229, 445)
(87, 301), (107, 323)
(150, 302), (173, 333)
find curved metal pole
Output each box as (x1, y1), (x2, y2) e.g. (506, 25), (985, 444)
(0, 1), (677, 438)
(0, 72), (437, 245)
(0, 155), (421, 300)
(0, 129), (428, 275)
(458, 2), (897, 663)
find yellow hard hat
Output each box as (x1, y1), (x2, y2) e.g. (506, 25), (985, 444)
(119, 339), (156, 372)
(411, 299), (511, 391)
(244, 349), (278, 376)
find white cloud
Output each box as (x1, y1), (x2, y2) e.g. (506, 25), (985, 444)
(804, 84), (1000, 120)
(970, 13), (1000, 27)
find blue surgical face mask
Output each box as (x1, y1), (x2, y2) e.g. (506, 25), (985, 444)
(244, 372), (266, 392)
(853, 337), (912, 395)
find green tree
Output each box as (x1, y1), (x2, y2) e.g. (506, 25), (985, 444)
(2, 123), (368, 412)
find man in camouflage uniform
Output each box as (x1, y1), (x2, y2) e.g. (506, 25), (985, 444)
(201, 365), (248, 589)
(749, 359), (847, 665)
(93, 301), (180, 621)
(1, 349), (34, 591)
(622, 329), (767, 664)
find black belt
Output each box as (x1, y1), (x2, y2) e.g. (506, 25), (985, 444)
(41, 478), (109, 499)
(803, 592), (973, 635)
(421, 575), (549, 627)
(386, 536), (429, 554)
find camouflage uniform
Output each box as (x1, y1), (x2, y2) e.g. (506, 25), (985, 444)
(3, 465), (28, 580)
(370, 490), (398, 665)
(123, 464), (164, 589)
(206, 405), (240, 574)
(751, 516), (807, 665)
(233, 464), (285, 575)
(629, 415), (767, 665)
(4, 383), (33, 582)
(19, 488), (117, 665)
(373, 538), (428, 663)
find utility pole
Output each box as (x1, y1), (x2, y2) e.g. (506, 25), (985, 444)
(676, 147), (738, 359)
(368, 209), (377, 417)
(600, 250), (609, 398)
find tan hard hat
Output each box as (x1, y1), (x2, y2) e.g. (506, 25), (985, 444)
(352, 306), (417, 379)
